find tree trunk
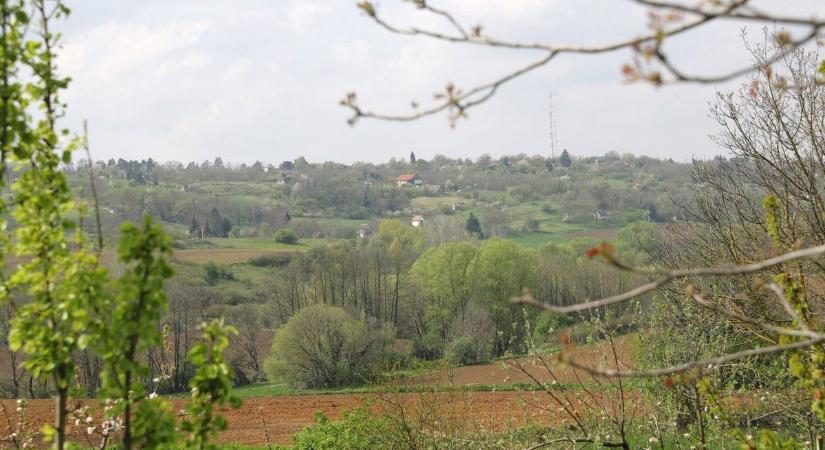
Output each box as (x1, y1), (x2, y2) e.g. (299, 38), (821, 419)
(55, 384), (67, 450)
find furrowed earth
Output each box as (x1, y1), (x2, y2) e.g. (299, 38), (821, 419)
(0, 337), (637, 446)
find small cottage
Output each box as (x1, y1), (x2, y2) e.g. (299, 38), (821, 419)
(411, 215), (424, 228)
(396, 173), (423, 187)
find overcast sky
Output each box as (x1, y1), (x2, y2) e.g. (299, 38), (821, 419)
(55, 1), (825, 164)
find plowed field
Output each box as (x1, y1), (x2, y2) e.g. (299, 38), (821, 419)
(0, 336), (638, 447)
(1, 390), (631, 447)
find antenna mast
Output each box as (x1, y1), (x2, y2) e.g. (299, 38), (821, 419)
(548, 90), (559, 159)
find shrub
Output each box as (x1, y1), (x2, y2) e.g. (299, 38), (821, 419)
(445, 336), (479, 365)
(532, 311), (566, 345)
(292, 408), (400, 450)
(273, 228), (298, 244)
(248, 253), (292, 267)
(412, 332), (444, 360)
(266, 304), (393, 388)
(203, 261), (235, 285)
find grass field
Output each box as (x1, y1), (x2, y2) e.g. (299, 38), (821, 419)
(410, 195), (465, 211)
(172, 248), (301, 264)
(170, 237), (341, 263)
(511, 227), (622, 248)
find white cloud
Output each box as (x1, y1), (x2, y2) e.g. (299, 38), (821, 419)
(332, 40), (371, 67)
(452, 0), (559, 20)
(180, 52), (211, 69)
(221, 58), (252, 80)
(52, 0), (825, 164)
(284, 0), (333, 33)
(69, 21), (210, 82)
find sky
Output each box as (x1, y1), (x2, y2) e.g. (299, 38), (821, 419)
(55, 0), (825, 165)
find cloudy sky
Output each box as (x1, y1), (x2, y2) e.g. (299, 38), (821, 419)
(56, 1), (824, 164)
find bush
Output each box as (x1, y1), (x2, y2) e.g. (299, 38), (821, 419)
(248, 253), (292, 267)
(265, 304), (394, 388)
(532, 311), (567, 345)
(445, 336), (480, 365)
(203, 261), (235, 285)
(292, 408), (401, 450)
(447, 303), (495, 363)
(273, 228), (298, 244)
(412, 332), (444, 360)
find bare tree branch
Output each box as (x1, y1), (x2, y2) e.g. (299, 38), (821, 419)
(563, 336), (824, 378)
(346, 0), (824, 125)
(513, 243), (825, 314)
(688, 289), (820, 339)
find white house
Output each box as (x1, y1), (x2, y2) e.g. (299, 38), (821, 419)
(411, 215), (424, 228)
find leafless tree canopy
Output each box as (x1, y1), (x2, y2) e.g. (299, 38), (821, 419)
(344, 0), (824, 126)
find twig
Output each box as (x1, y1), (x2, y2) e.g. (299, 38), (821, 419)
(82, 120), (104, 258)
(513, 243), (825, 314)
(349, 0), (825, 124)
(564, 336), (824, 378)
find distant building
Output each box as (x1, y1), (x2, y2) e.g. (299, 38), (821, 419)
(396, 173), (423, 187)
(411, 215), (424, 228)
(594, 210), (609, 221)
(357, 224), (372, 239)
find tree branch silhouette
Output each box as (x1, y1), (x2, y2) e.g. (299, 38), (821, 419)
(344, 0), (824, 126)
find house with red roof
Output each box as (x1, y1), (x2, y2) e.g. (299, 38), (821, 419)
(396, 173), (422, 187)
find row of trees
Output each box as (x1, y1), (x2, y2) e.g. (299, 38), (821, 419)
(259, 219), (661, 387)
(188, 208), (233, 238)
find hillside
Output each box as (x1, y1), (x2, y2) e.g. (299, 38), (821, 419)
(64, 152), (692, 248)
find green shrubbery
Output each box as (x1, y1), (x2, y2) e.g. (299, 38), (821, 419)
(445, 336), (480, 365)
(204, 261), (235, 285)
(266, 304), (394, 388)
(273, 229), (298, 244)
(248, 253), (292, 267)
(292, 409), (400, 450)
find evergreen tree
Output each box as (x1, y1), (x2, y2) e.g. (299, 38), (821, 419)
(410, 151), (416, 164)
(189, 215), (200, 236)
(209, 208), (223, 237)
(222, 217), (233, 238)
(466, 212), (481, 236)
(560, 149), (572, 168)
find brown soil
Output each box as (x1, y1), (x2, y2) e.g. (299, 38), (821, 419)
(0, 338), (638, 447)
(1, 388), (643, 447)
(406, 335), (635, 387)
(564, 229), (619, 240)
(4, 248), (297, 267)
(172, 248), (298, 264)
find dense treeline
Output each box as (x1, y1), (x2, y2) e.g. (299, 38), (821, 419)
(253, 220), (660, 387)
(59, 151), (693, 242)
